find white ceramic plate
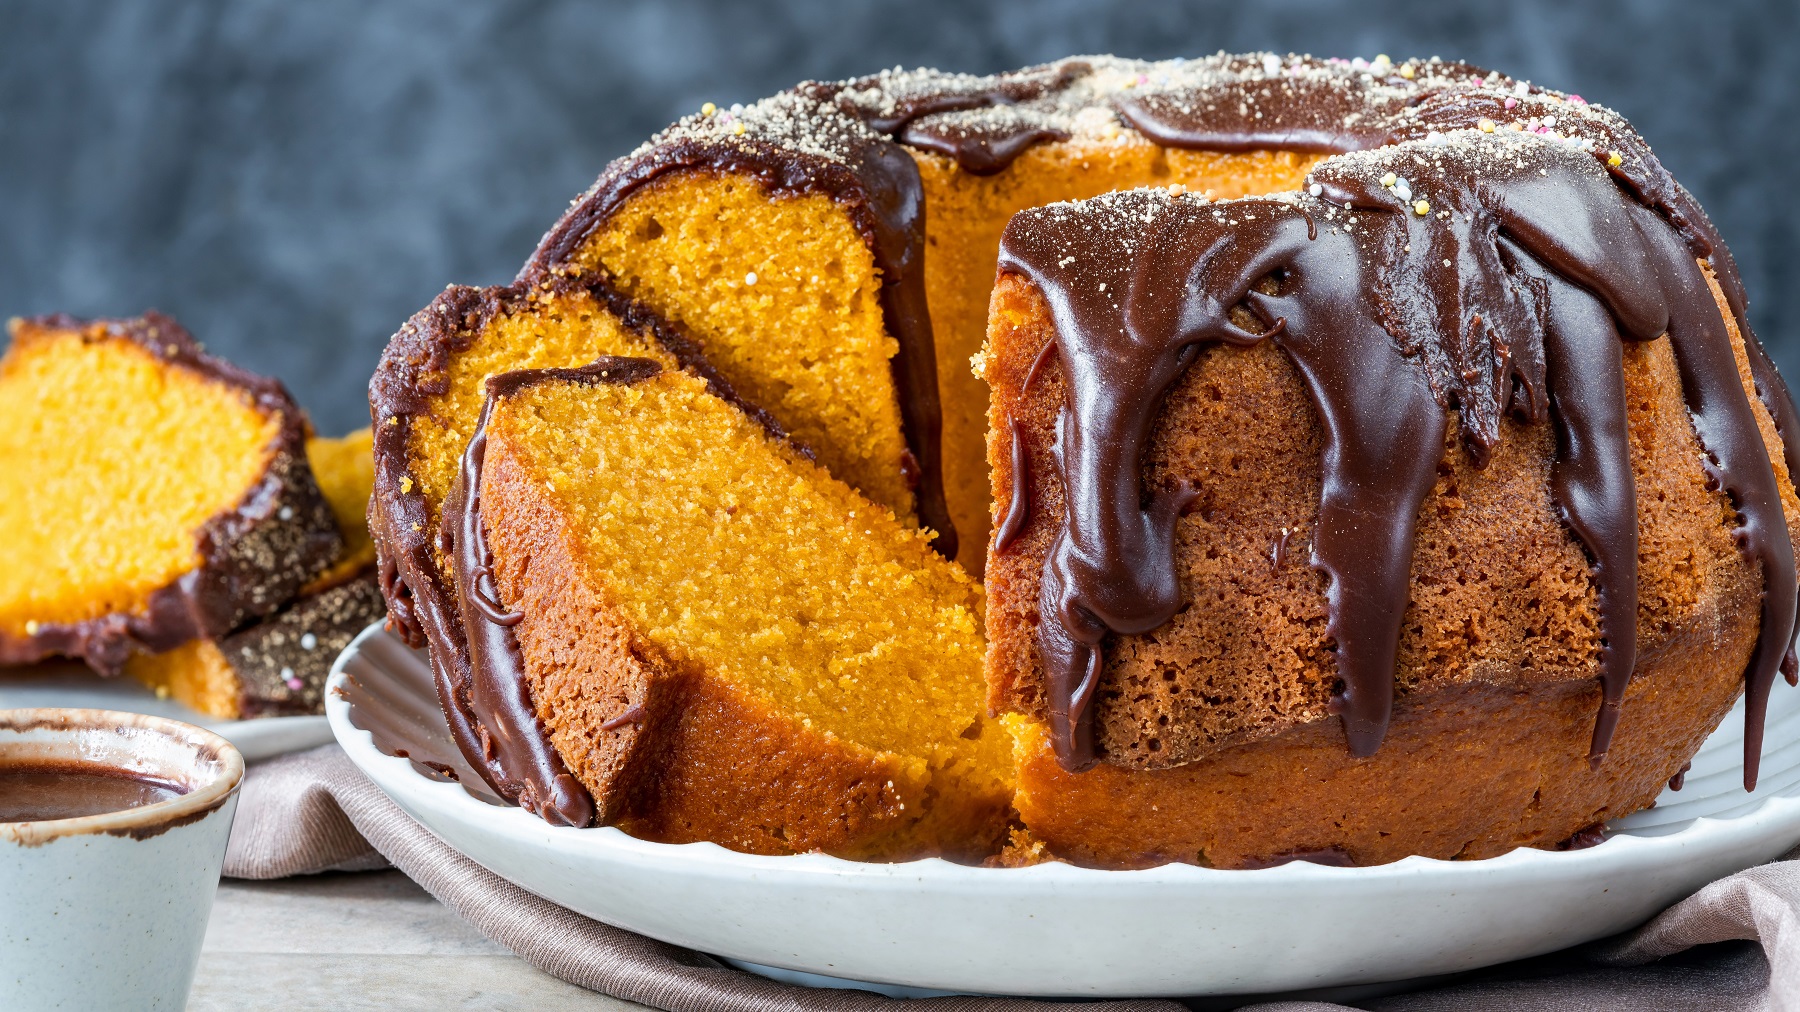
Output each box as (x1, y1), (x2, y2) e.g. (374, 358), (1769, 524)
(328, 623), (1800, 999)
(0, 664), (333, 762)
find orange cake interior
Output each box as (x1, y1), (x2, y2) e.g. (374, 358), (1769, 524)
(390, 284), (680, 571)
(0, 319), (282, 638)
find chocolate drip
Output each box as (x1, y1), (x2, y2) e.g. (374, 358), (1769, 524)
(853, 139), (958, 559)
(900, 119), (1071, 176)
(999, 200), (1443, 767)
(1480, 172), (1797, 790)
(1001, 131), (1797, 782)
(821, 60), (1090, 176)
(994, 418), (1033, 553)
(1502, 242), (1639, 761)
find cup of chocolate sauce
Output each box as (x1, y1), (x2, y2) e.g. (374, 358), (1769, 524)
(1, 708), (244, 1011)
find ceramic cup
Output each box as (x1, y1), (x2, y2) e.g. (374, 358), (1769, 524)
(0, 708), (244, 1011)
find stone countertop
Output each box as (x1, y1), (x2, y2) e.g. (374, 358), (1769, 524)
(191, 870), (647, 1011)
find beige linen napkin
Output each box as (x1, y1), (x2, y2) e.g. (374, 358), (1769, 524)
(224, 745), (1789, 1011)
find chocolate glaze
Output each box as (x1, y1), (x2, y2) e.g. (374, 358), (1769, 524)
(994, 419), (1033, 553)
(0, 313), (342, 675)
(1000, 128), (1797, 786)
(440, 362), (667, 827)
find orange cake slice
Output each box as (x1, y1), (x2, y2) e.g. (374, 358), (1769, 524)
(0, 314), (343, 674)
(456, 359), (1012, 858)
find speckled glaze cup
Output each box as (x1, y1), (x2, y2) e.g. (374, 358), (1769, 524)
(0, 709), (243, 1011)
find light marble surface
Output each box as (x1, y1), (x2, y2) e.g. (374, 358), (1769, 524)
(191, 871), (649, 1011)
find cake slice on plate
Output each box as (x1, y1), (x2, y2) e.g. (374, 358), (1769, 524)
(0, 313), (343, 674)
(449, 358), (1011, 858)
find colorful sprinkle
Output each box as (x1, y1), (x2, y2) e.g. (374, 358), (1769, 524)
(732, 121), (746, 135)
(1504, 97), (1519, 110)
(700, 102), (717, 117)
(1568, 94), (1588, 106)
(1413, 199), (1431, 215)
(1607, 151), (1623, 167)
(1381, 172), (1398, 187)
(300, 633), (318, 651)
(1399, 63), (1416, 80)
(1479, 118), (1496, 133)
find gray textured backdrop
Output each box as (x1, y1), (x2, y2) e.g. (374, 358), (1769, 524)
(3, 0), (1794, 434)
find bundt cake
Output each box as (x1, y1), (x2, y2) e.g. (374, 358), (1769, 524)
(126, 430), (385, 718)
(0, 313), (344, 675)
(371, 53), (1800, 868)
(458, 358), (1010, 855)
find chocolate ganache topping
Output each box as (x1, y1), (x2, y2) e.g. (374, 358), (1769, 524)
(998, 129), (1798, 786)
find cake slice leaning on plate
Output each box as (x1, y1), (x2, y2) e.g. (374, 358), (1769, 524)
(446, 358), (1012, 859)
